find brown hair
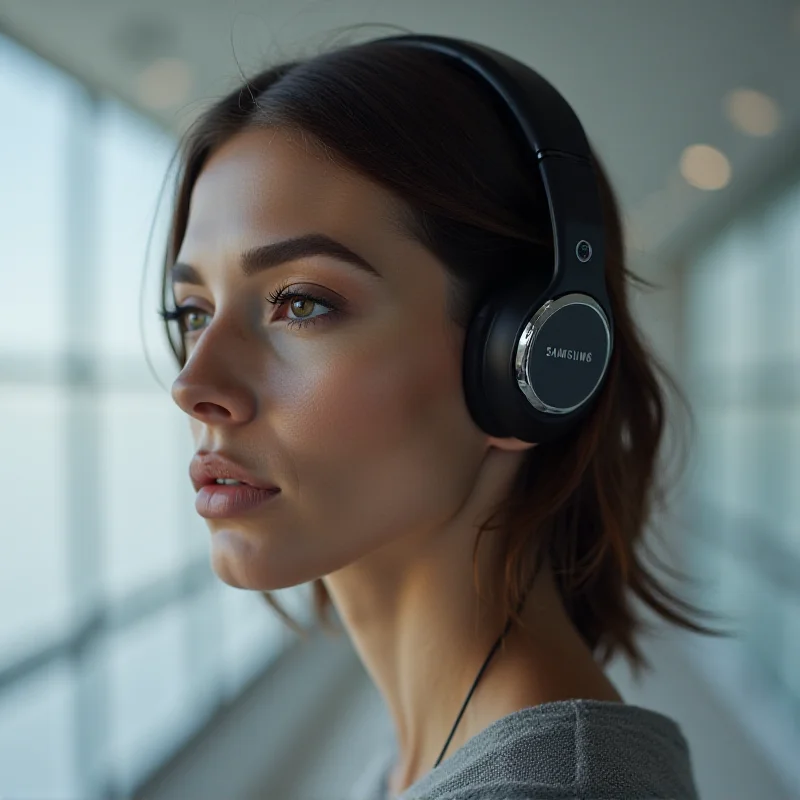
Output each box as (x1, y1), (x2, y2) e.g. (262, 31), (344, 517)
(158, 36), (731, 678)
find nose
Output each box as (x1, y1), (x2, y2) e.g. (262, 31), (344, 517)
(170, 322), (258, 426)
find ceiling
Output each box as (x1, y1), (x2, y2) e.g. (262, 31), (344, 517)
(2, 0), (800, 274)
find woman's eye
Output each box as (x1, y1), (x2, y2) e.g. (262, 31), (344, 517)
(158, 289), (341, 337)
(184, 309), (209, 332)
(267, 288), (341, 330)
(157, 305), (210, 336)
(283, 295), (334, 329)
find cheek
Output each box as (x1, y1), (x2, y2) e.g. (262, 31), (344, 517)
(279, 330), (462, 459)
(269, 326), (480, 538)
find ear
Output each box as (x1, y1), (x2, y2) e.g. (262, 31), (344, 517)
(485, 435), (538, 453)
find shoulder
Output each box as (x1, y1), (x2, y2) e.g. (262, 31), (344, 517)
(397, 700), (699, 800)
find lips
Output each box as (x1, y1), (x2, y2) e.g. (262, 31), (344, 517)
(195, 482), (280, 519)
(189, 451), (279, 494)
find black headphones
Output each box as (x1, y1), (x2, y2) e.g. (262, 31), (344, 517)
(379, 34), (614, 445)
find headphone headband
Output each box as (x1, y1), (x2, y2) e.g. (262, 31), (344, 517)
(381, 34), (591, 156)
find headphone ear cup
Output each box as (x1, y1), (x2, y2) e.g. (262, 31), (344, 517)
(463, 271), (609, 444)
(463, 291), (509, 438)
(463, 270), (552, 439)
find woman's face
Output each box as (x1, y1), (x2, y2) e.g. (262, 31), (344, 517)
(170, 126), (491, 590)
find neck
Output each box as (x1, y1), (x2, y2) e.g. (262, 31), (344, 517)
(325, 539), (622, 796)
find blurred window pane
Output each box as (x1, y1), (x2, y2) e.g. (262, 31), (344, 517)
(99, 390), (186, 601)
(96, 100), (176, 364)
(783, 416), (800, 563)
(182, 584), (225, 724)
(759, 185), (798, 362)
(690, 405), (734, 511)
(105, 605), (193, 795)
(0, 385), (71, 661)
(784, 183), (800, 356)
(685, 223), (762, 374)
(783, 593), (800, 703)
(0, 30), (293, 800)
(0, 34), (74, 356)
(221, 586), (286, 698)
(684, 170), (800, 729)
(756, 408), (791, 536)
(0, 659), (79, 798)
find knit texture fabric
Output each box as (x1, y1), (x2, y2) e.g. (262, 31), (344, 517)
(351, 699), (699, 800)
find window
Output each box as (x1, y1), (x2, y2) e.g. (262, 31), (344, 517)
(0, 36), (71, 358)
(682, 167), (800, 755)
(0, 32), (302, 800)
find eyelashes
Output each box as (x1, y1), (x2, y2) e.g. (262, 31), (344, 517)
(157, 304), (214, 337)
(265, 281), (341, 329)
(157, 280), (341, 336)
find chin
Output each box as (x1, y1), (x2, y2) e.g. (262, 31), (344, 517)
(209, 532), (319, 591)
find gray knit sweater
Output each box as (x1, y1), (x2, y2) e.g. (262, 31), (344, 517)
(350, 699), (699, 800)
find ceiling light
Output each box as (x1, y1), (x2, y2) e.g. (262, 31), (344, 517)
(135, 57), (193, 110)
(724, 88), (781, 136)
(679, 144), (732, 191)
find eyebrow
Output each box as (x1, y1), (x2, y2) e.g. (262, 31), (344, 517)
(169, 233), (383, 286)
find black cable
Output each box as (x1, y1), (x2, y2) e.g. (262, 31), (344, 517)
(433, 591), (529, 768)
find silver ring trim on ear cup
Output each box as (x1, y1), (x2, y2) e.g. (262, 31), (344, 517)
(514, 293), (611, 415)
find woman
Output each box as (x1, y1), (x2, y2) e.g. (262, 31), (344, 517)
(158, 33), (725, 799)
